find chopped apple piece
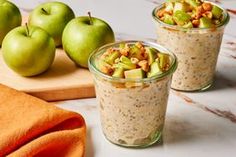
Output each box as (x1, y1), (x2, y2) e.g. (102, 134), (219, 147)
(105, 50), (120, 65)
(112, 54), (136, 70)
(129, 45), (139, 56)
(129, 45), (147, 60)
(158, 53), (170, 70)
(120, 55), (131, 63)
(147, 62), (162, 78)
(119, 56), (136, 70)
(211, 5), (223, 19)
(118, 62), (136, 70)
(182, 21), (193, 28)
(146, 47), (157, 65)
(163, 14), (175, 25)
(124, 68), (145, 79)
(173, 2), (190, 13)
(173, 10), (191, 26)
(199, 17), (213, 28)
(112, 67), (125, 78)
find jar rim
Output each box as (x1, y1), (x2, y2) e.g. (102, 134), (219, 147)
(88, 40), (178, 83)
(152, 1), (230, 32)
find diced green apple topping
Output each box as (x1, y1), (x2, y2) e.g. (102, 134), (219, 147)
(212, 5), (223, 19)
(173, 2), (191, 13)
(112, 67), (124, 78)
(157, 0), (224, 28)
(119, 56), (136, 70)
(124, 68), (145, 79)
(164, 14), (175, 25)
(173, 10), (191, 26)
(146, 47), (157, 65)
(105, 50), (120, 65)
(96, 42), (171, 79)
(147, 62), (162, 78)
(158, 53), (170, 70)
(199, 17), (213, 28)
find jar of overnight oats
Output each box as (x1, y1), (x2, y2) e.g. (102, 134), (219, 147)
(152, 1), (230, 91)
(88, 41), (177, 147)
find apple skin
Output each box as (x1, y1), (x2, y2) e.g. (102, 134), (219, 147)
(62, 16), (115, 68)
(2, 25), (56, 77)
(29, 1), (75, 46)
(0, 0), (21, 46)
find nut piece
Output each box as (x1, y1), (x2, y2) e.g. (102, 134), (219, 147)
(160, 16), (165, 21)
(120, 50), (129, 56)
(130, 57), (139, 64)
(135, 42), (144, 49)
(135, 42), (148, 58)
(203, 11), (213, 19)
(101, 48), (113, 59)
(195, 6), (204, 19)
(138, 60), (149, 72)
(202, 3), (212, 11)
(157, 9), (165, 17)
(120, 44), (130, 56)
(192, 19), (200, 27)
(196, 6), (204, 14)
(101, 64), (113, 75)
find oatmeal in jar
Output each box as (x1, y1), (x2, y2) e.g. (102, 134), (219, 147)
(88, 41), (177, 147)
(152, 0), (230, 91)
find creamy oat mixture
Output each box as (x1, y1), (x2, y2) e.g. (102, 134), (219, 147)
(94, 75), (171, 146)
(156, 26), (224, 91)
(89, 41), (175, 147)
(153, 0), (227, 91)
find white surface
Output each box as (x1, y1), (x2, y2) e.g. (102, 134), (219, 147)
(13, 0), (236, 156)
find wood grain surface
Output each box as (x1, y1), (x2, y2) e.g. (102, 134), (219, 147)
(0, 47), (95, 101)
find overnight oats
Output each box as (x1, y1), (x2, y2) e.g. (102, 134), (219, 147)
(88, 41), (177, 147)
(152, 0), (229, 91)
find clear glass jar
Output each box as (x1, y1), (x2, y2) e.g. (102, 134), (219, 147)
(152, 1), (230, 91)
(88, 41), (177, 147)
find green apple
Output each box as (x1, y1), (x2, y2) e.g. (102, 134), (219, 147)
(62, 13), (115, 68)
(29, 1), (75, 46)
(0, 0), (21, 46)
(2, 25), (55, 76)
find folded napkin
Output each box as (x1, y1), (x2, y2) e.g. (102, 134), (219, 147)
(0, 84), (86, 157)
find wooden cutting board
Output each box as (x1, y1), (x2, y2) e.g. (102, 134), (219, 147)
(0, 17), (96, 101)
(0, 47), (95, 101)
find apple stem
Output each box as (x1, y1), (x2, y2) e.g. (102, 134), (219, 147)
(25, 23), (29, 36)
(88, 12), (93, 25)
(42, 8), (48, 14)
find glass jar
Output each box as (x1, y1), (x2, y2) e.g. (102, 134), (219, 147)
(88, 41), (177, 147)
(152, 1), (230, 91)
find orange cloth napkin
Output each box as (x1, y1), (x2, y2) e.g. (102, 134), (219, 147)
(0, 84), (86, 157)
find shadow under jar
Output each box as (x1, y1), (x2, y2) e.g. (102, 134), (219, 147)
(152, 2), (230, 91)
(88, 41), (177, 147)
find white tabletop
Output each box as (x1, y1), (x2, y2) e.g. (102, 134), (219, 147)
(14, 0), (236, 157)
